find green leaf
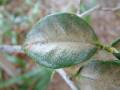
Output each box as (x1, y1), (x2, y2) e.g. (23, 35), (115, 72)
(0, 67), (53, 90)
(113, 53), (120, 60)
(33, 71), (53, 90)
(80, 0), (96, 24)
(0, 0), (9, 5)
(78, 60), (120, 90)
(23, 13), (99, 69)
(0, 18), (12, 32)
(111, 37), (120, 50)
(111, 37), (120, 59)
(80, 0), (96, 12)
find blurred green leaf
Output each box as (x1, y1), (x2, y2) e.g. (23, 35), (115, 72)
(4, 54), (26, 68)
(11, 31), (18, 45)
(111, 37), (120, 50)
(33, 69), (54, 90)
(0, 0), (9, 5)
(0, 67), (53, 90)
(113, 53), (120, 60)
(24, 13), (99, 69)
(111, 37), (120, 59)
(0, 18), (12, 33)
(80, 0), (96, 12)
(25, 0), (33, 5)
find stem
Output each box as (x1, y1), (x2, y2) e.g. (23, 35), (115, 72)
(0, 45), (24, 54)
(56, 69), (78, 90)
(101, 6), (120, 12)
(95, 43), (119, 53)
(77, 5), (100, 18)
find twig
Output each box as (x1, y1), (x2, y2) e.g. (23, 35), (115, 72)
(0, 45), (24, 54)
(0, 45), (78, 90)
(77, 5), (100, 17)
(101, 6), (120, 12)
(56, 69), (78, 90)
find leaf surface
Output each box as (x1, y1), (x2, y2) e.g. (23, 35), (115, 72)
(24, 13), (98, 68)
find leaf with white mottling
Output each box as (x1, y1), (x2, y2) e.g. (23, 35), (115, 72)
(23, 13), (98, 69)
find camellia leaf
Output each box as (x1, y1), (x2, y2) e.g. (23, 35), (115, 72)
(78, 60), (120, 90)
(23, 13), (99, 69)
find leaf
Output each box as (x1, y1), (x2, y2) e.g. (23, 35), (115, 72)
(33, 70), (53, 90)
(0, 0), (9, 5)
(80, 0), (96, 12)
(23, 13), (99, 69)
(80, 0), (96, 24)
(111, 37), (120, 60)
(111, 37), (120, 50)
(0, 18), (12, 32)
(0, 66), (53, 89)
(0, 54), (19, 77)
(78, 60), (120, 90)
(113, 53), (120, 60)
